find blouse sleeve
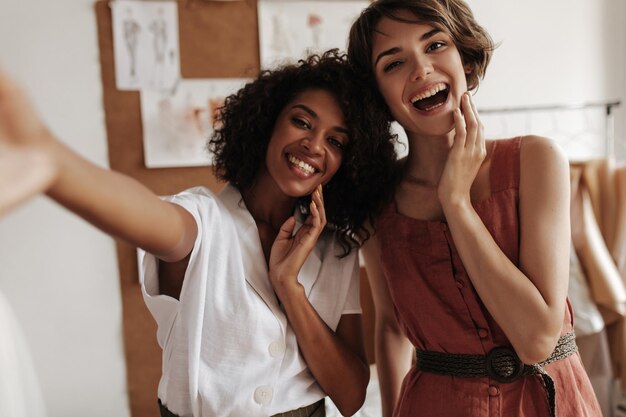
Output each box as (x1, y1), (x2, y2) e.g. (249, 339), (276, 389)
(137, 186), (217, 349)
(341, 251), (362, 315)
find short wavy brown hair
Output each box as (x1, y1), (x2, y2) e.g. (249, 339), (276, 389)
(348, 0), (495, 91)
(209, 50), (398, 255)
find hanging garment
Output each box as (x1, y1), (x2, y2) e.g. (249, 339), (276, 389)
(568, 241), (605, 336)
(571, 161), (626, 390)
(612, 167), (626, 285)
(0, 290), (47, 417)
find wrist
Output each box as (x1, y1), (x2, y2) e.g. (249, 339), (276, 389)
(269, 272), (305, 304)
(0, 145), (58, 214)
(439, 192), (471, 216)
(44, 152), (86, 203)
(439, 188), (468, 207)
(41, 138), (71, 192)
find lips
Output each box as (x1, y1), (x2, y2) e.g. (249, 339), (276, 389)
(410, 82), (450, 112)
(287, 153), (319, 175)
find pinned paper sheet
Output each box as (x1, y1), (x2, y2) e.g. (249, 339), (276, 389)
(111, 0), (180, 90)
(140, 78), (251, 168)
(258, 0), (368, 69)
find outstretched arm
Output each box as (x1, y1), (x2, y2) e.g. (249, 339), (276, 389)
(0, 68), (197, 263)
(269, 186), (370, 416)
(0, 144), (56, 217)
(439, 93), (570, 364)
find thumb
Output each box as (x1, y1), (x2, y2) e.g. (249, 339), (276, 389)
(452, 107), (466, 150)
(275, 216), (296, 241)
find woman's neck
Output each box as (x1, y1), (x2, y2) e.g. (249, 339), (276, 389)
(241, 170), (296, 232)
(403, 131), (455, 186)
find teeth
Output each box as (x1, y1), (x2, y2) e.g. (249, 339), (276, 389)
(288, 154), (316, 175)
(410, 83), (447, 103)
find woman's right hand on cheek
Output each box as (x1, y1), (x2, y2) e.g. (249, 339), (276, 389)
(438, 92), (486, 208)
(268, 184), (325, 300)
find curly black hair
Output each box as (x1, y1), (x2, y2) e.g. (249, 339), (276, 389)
(208, 49), (398, 256)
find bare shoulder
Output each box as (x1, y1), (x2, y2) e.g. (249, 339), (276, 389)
(519, 135), (569, 198)
(519, 135), (568, 172)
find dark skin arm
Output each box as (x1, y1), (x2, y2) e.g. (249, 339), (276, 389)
(158, 253), (191, 300)
(269, 186), (369, 415)
(0, 69), (198, 267)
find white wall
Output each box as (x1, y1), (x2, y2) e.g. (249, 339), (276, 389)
(468, 0), (625, 160)
(0, 1), (623, 417)
(0, 1), (130, 416)
(470, 0), (620, 106)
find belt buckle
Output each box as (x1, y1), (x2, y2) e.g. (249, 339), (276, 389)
(485, 347), (525, 383)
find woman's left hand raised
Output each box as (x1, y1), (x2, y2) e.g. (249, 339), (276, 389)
(0, 69), (57, 216)
(438, 92), (486, 207)
(0, 144), (56, 217)
(0, 68), (51, 148)
(268, 184), (326, 299)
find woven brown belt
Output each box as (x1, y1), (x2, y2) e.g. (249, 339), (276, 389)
(415, 332), (577, 417)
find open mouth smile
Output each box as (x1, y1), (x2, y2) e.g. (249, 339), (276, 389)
(410, 82), (450, 112)
(287, 154), (319, 175)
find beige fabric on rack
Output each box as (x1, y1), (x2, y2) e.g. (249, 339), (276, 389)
(612, 167), (626, 278)
(569, 240), (605, 336)
(610, 167), (626, 393)
(577, 330), (614, 417)
(582, 159), (619, 250)
(571, 162), (626, 390)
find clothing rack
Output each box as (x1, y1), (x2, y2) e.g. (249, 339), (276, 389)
(479, 101), (621, 158)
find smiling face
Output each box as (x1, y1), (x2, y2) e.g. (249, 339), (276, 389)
(263, 88), (349, 198)
(371, 10), (469, 137)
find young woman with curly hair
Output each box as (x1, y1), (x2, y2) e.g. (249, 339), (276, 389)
(0, 50), (397, 417)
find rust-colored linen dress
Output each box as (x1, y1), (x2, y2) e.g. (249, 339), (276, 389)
(376, 138), (602, 417)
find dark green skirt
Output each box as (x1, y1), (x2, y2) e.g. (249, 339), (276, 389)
(158, 398), (325, 417)
(272, 399), (325, 417)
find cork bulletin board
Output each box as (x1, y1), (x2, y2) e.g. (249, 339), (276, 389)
(94, 1), (374, 415)
(95, 1), (259, 415)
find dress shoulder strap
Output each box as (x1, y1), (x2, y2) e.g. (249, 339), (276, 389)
(489, 137), (522, 193)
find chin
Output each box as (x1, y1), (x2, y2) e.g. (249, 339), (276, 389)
(430, 112), (456, 135)
(280, 182), (315, 199)
(409, 121), (454, 138)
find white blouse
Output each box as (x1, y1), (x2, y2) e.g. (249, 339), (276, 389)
(138, 185), (361, 417)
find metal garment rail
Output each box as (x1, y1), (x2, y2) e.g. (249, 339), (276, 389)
(479, 101), (622, 158)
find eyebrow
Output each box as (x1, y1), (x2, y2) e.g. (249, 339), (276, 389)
(291, 104), (317, 118)
(291, 104), (350, 135)
(374, 27), (442, 66)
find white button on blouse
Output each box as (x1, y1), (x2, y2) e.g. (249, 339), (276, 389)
(269, 340), (285, 358)
(254, 386), (274, 405)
